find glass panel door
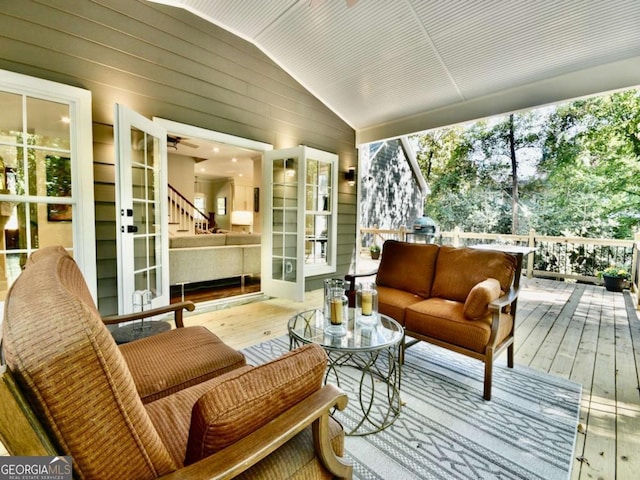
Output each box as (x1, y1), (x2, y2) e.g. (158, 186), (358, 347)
(114, 104), (168, 313)
(262, 147), (305, 302)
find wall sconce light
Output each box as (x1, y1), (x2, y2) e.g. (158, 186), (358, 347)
(345, 167), (356, 186)
(285, 158), (296, 177)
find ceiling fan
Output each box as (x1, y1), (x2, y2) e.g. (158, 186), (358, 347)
(167, 135), (198, 150)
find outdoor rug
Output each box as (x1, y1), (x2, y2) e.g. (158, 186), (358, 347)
(242, 335), (582, 480)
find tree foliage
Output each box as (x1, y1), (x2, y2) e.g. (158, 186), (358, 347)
(414, 88), (640, 239)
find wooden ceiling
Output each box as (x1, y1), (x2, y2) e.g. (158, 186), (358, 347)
(150, 0), (640, 143)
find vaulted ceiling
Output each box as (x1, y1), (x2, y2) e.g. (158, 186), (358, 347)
(151, 0), (640, 144)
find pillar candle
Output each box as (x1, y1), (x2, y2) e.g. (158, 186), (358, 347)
(361, 291), (373, 315)
(330, 298), (343, 325)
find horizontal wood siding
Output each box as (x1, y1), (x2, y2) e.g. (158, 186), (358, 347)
(0, 0), (356, 314)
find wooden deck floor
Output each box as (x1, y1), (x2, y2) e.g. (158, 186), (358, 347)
(184, 277), (640, 480)
(2, 276), (638, 478)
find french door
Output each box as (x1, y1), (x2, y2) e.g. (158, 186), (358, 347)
(263, 148), (306, 302)
(114, 104), (169, 313)
(262, 146), (338, 302)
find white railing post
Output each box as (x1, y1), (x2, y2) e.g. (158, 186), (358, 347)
(453, 226), (460, 247)
(527, 228), (536, 278)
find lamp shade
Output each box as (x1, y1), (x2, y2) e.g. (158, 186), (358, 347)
(231, 210), (253, 226)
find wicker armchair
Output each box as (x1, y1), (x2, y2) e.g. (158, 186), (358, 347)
(0, 246), (352, 479)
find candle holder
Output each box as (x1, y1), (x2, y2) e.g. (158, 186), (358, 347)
(323, 278), (345, 320)
(356, 282), (378, 327)
(326, 286), (347, 336)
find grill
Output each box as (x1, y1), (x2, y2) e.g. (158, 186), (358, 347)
(411, 216), (437, 243)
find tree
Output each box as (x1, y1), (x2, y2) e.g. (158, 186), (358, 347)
(413, 87), (640, 239)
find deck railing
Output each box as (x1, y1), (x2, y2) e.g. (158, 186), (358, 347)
(360, 226), (638, 290)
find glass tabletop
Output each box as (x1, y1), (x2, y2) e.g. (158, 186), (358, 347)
(288, 309), (403, 352)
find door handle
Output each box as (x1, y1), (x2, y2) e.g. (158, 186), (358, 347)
(121, 225), (138, 233)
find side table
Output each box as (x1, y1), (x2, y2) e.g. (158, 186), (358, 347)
(288, 309), (403, 436)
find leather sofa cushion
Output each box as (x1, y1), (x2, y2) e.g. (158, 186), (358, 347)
(405, 298), (514, 353)
(376, 240), (439, 298)
(431, 246), (516, 302)
(377, 285), (425, 325)
(120, 326), (246, 403)
(184, 343), (327, 464)
(463, 278), (502, 321)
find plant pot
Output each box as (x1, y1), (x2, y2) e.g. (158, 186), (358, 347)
(370, 251), (380, 260)
(603, 275), (625, 292)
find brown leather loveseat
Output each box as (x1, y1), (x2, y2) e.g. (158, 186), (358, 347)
(347, 240), (522, 400)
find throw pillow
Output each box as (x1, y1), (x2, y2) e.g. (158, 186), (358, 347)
(184, 343), (327, 465)
(463, 278), (502, 321)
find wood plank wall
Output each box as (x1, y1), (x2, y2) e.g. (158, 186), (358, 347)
(0, 0), (357, 314)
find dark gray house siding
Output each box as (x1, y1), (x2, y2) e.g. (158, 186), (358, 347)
(361, 140), (423, 232)
(0, 0), (357, 314)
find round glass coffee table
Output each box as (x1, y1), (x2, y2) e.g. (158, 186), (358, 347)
(288, 309), (403, 436)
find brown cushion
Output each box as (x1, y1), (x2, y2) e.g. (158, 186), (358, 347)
(146, 365), (255, 467)
(120, 326), (246, 403)
(184, 343), (327, 465)
(377, 285), (425, 326)
(405, 298), (514, 353)
(375, 240), (439, 298)
(463, 278), (502, 321)
(431, 246), (516, 302)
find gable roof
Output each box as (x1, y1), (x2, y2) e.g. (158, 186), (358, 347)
(151, 0), (640, 143)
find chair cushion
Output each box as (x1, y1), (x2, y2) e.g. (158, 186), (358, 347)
(463, 278), (502, 321)
(375, 240), (439, 298)
(431, 246), (516, 302)
(119, 326), (246, 403)
(146, 369), (344, 478)
(405, 298), (513, 353)
(2, 248), (176, 479)
(184, 343), (327, 465)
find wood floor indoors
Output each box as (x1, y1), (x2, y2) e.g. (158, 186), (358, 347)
(2, 277), (639, 480)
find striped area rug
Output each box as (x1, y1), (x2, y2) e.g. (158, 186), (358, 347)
(242, 336), (581, 480)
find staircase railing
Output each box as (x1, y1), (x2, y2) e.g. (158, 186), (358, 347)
(168, 184), (211, 233)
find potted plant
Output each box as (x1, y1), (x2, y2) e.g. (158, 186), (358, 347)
(598, 266), (629, 292)
(370, 244), (381, 260)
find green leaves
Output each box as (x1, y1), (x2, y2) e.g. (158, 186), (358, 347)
(414, 88), (640, 239)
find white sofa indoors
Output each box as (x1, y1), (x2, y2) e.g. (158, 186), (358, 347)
(169, 232), (261, 286)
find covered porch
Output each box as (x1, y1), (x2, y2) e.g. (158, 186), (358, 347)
(176, 272), (640, 480)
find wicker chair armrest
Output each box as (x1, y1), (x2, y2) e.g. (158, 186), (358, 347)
(157, 383), (353, 480)
(101, 301), (195, 328)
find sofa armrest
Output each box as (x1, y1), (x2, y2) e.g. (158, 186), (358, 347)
(344, 271), (378, 306)
(344, 270), (378, 287)
(157, 383), (352, 480)
(488, 286), (520, 312)
(101, 301), (196, 328)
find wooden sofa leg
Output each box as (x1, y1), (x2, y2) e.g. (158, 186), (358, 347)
(507, 343), (514, 369)
(484, 353), (493, 401)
